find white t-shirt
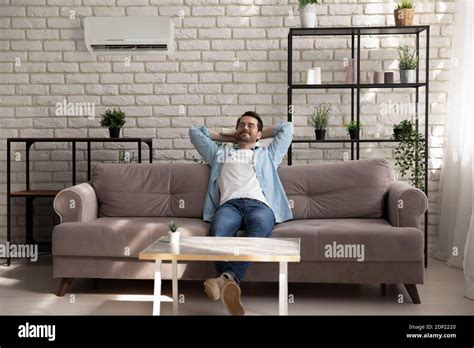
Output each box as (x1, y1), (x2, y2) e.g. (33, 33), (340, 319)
(218, 148), (270, 206)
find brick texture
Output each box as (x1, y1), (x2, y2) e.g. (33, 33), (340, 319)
(0, 0), (455, 251)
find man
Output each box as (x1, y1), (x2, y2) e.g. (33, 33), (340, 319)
(189, 111), (293, 315)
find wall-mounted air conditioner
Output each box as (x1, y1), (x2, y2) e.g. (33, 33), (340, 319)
(84, 16), (174, 55)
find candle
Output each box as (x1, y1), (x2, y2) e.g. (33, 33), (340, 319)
(307, 67), (321, 84)
(374, 71), (384, 84)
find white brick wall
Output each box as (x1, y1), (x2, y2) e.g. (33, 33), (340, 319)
(0, 0), (456, 252)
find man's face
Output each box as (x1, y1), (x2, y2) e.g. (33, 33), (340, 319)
(235, 116), (261, 144)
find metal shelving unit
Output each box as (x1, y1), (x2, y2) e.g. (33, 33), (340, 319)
(3, 137), (153, 266)
(287, 25), (430, 267)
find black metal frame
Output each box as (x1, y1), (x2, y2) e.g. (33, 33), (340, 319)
(287, 25), (430, 267)
(4, 137), (153, 266)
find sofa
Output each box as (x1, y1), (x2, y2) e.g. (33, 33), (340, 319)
(52, 158), (428, 303)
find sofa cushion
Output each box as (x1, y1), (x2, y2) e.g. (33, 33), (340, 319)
(272, 218), (423, 262)
(278, 158), (392, 219)
(52, 217), (210, 258)
(91, 163), (209, 218)
(53, 216), (422, 263)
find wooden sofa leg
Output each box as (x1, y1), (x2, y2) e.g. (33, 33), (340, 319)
(381, 283), (387, 296)
(56, 278), (73, 297)
(404, 284), (421, 304)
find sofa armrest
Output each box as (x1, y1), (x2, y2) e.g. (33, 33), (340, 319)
(53, 183), (98, 223)
(387, 181), (428, 228)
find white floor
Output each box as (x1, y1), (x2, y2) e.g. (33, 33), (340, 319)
(1, 256), (473, 315)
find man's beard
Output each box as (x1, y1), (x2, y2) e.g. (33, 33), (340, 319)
(237, 131), (256, 143)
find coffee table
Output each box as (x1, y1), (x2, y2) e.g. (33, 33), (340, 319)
(139, 236), (301, 315)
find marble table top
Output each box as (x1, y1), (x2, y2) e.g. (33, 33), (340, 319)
(139, 236), (301, 262)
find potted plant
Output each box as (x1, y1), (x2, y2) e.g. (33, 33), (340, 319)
(392, 119), (413, 140)
(398, 45), (418, 84)
(100, 108), (126, 138)
(118, 145), (135, 163)
(168, 220), (180, 245)
(345, 120), (360, 140)
(298, 0), (323, 28)
(394, 0), (415, 27)
(393, 119), (426, 190)
(307, 103), (331, 141)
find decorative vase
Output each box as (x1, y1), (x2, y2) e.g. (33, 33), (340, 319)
(109, 128), (120, 138)
(306, 67), (321, 84)
(349, 129), (359, 140)
(168, 231), (180, 245)
(374, 71), (384, 84)
(299, 4), (317, 28)
(394, 8), (414, 27)
(384, 72), (394, 84)
(400, 70), (416, 84)
(345, 58), (355, 84)
(315, 129), (326, 141)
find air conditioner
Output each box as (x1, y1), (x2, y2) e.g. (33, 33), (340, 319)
(84, 16), (174, 55)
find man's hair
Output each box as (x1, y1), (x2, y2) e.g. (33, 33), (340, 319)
(236, 111), (263, 131)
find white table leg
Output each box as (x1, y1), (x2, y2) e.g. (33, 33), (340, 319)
(153, 260), (162, 315)
(172, 259), (178, 315)
(279, 261), (288, 315)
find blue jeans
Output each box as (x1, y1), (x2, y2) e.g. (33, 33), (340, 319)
(209, 198), (276, 284)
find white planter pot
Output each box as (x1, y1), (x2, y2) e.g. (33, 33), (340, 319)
(400, 70), (416, 84)
(299, 4), (317, 28)
(168, 230), (180, 245)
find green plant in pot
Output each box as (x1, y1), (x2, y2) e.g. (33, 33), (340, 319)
(118, 145), (135, 164)
(392, 119), (413, 139)
(307, 103), (331, 141)
(168, 220), (180, 245)
(100, 108), (126, 138)
(345, 120), (360, 140)
(298, 0), (323, 28)
(398, 45), (418, 84)
(393, 119), (426, 190)
(394, 0), (415, 27)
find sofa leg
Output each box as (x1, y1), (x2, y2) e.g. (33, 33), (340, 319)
(381, 283), (387, 296)
(92, 278), (98, 289)
(56, 278), (73, 297)
(404, 284), (421, 304)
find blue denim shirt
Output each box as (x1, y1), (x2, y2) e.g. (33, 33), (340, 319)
(189, 121), (294, 224)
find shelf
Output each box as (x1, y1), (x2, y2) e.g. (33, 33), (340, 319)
(8, 137), (153, 143)
(289, 26), (429, 37)
(287, 24), (430, 268)
(10, 190), (60, 197)
(5, 137), (155, 267)
(291, 83), (426, 89)
(292, 139), (399, 143)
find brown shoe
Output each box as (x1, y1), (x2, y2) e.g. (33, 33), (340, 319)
(221, 279), (245, 316)
(203, 275), (226, 301)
